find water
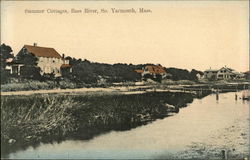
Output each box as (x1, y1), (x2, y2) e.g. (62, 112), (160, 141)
(7, 91), (250, 159)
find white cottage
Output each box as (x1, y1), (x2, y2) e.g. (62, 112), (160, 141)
(14, 43), (71, 77)
(204, 66), (244, 80)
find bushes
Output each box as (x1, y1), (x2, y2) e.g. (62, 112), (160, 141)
(69, 61), (141, 84)
(0, 80), (57, 92)
(0, 69), (11, 84)
(58, 79), (77, 89)
(164, 68), (203, 81)
(0, 78), (83, 92)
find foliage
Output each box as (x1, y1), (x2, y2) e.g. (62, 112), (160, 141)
(67, 58), (141, 84)
(0, 44), (14, 84)
(190, 69), (204, 81)
(0, 44), (13, 67)
(15, 49), (38, 66)
(0, 70), (11, 84)
(0, 80), (56, 92)
(15, 49), (42, 80)
(165, 67), (203, 81)
(20, 66), (42, 80)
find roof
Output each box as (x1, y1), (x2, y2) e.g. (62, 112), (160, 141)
(24, 45), (62, 59)
(231, 71), (241, 75)
(134, 69), (144, 73)
(61, 64), (71, 68)
(145, 65), (166, 74)
(219, 67), (234, 72)
(204, 69), (218, 72)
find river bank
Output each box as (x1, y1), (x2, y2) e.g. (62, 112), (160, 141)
(1, 79), (249, 94)
(4, 91), (249, 159)
(1, 81), (249, 96)
(1, 91), (209, 156)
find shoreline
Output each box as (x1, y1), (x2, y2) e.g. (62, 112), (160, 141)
(1, 81), (249, 96)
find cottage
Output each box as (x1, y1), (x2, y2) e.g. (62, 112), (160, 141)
(217, 67), (244, 80)
(204, 66), (244, 80)
(203, 69), (218, 80)
(135, 64), (170, 81)
(142, 65), (167, 78)
(12, 43), (71, 77)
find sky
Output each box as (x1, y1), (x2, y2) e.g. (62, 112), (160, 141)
(1, 1), (249, 72)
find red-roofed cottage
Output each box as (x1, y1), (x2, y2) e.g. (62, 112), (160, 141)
(135, 64), (169, 79)
(13, 43), (71, 77)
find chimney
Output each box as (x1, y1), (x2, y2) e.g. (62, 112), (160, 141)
(62, 54), (65, 59)
(33, 43), (37, 46)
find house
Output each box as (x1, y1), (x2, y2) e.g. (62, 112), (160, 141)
(11, 43), (71, 77)
(244, 71), (250, 80)
(196, 73), (203, 80)
(204, 66), (244, 80)
(203, 68), (218, 80)
(135, 64), (170, 81)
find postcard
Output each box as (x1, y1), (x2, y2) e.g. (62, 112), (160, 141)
(1, 0), (249, 159)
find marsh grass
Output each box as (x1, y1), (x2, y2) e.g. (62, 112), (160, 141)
(1, 91), (202, 155)
(0, 80), (79, 92)
(1, 81), (55, 92)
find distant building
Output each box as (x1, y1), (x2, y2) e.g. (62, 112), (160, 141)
(135, 64), (171, 81)
(244, 71), (250, 80)
(196, 73), (203, 80)
(9, 43), (72, 77)
(217, 67), (244, 80)
(204, 66), (244, 80)
(204, 69), (218, 80)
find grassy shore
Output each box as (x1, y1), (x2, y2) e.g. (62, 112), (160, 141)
(0, 79), (80, 92)
(1, 91), (209, 155)
(1, 79), (249, 93)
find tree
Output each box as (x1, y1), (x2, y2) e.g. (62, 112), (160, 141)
(0, 44), (14, 84)
(190, 69), (204, 81)
(71, 61), (98, 83)
(0, 43), (13, 68)
(20, 66), (41, 80)
(15, 50), (41, 80)
(165, 68), (191, 80)
(155, 74), (162, 83)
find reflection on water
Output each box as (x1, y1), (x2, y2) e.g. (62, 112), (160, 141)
(8, 91), (250, 159)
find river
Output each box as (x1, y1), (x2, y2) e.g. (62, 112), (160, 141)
(6, 91), (250, 159)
